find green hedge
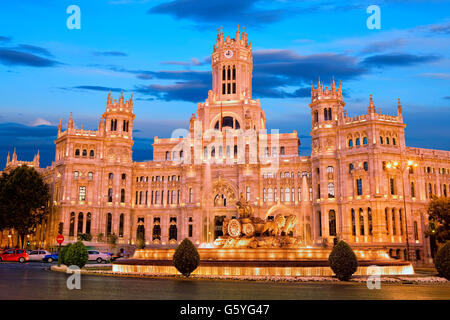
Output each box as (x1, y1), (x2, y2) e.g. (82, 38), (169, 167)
(64, 241), (89, 268)
(173, 238), (200, 277)
(434, 241), (450, 280)
(328, 240), (358, 281)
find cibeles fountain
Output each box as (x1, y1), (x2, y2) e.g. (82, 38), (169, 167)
(113, 195), (413, 277)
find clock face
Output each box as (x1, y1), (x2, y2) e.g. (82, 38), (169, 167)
(224, 49), (233, 59)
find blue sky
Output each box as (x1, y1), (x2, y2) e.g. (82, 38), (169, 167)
(0, 0), (449, 168)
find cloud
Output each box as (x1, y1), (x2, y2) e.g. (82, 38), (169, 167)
(0, 48), (61, 67)
(14, 44), (53, 57)
(135, 81), (209, 102)
(361, 53), (440, 68)
(359, 39), (406, 55)
(93, 51), (128, 57)
(419, 73), (450, 79)
(31, 118), (52, 126)
(0, 36), (11, 42)
(148, 0), (287, 27)
(147, 0), (364, 27)
(443, 96), (450, 100)
(63, 85), (126, 92)
(416, 21), (450, 35)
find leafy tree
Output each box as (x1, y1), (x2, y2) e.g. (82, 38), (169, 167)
(0, 166), (50, 248)
(60, 243), (73, 265)
(107, 233), (117, 245)
(173, 238), (200, 277)
(434, 241), (450, 280)
(78, 233), (92, 241)
(64, 241), (88, 268)
(426, 196), (450, 244)
(328, 240), (358, 281)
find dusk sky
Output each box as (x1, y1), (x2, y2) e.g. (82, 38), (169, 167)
(0, 0), (449, 168)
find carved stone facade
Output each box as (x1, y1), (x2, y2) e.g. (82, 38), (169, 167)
(2, 27), (449, 266)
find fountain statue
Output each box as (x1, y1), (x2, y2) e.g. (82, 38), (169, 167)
(214, 193), (303, 248)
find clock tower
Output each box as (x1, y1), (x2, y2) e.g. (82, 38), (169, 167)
(212, 25), (253, 101)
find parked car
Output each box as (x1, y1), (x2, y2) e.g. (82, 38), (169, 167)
(88, 250), (111, 263)
(43, 253), (58, 263)
(28, 250), (51, 262)
(0, 249), (29, 263)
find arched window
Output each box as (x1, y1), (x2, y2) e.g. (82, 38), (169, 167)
(119, 214), (124, 237)
(328, 182), (335, 198)
(348, 139), (353, 147)
(368, 208), (372, 236)
(329, 210), (336, 236)
(189, 188), (193, 203)
(386, 137), (390, 145)
(246, 186), (250, 202)
(106, 213), (112, 235)
(411, 182), (415, 197)
(280, 146), (285, 155)
(234, 145), (238, 157)
(349, 163), (354, 172)
(203, 146), (208, 159)
(414, 221), (419, 240)
(89, 150), (94, 157)
(165, 151), (169, 160)
(86, 212), (91, 235)
(351, 209), (356, 236)
(392, 209), (397, 235)
(120, 189), (125, 203)
(298, 187), (301, 202)
(169, 217), (177, 241)
(328, 108), (332, 121)
(363, 137), (368, 145)
(324, 108), (328, 121)
(108, 188), (113, 202)
(153, 217), (161, 241)
(363, 161), (368, 171)
(327, 166), (334, 173)
(356, 138), (360, 146)
(74, 171), (79, 179)
(356, 178), (363, 196)
(77, 212), (83, 235)
(75, 149), (80, 157)
(385, 208), (389, 234)
(268, 188), (273, 202)
(285, 187), (290, 202)
(393, 138), (396, 145)
(317, 211), (322, 237)
(380, 136), (384, 144)
(359, 208), (364, 236)
(211, 146), (215, 157)
(69, 212), (75, 237)
(314, 110), (319, 123)
(88, 172), (93, 180)
(109, 172), (114, 180)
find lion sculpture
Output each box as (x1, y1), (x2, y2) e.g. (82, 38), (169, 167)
(281, 215), (298, 235)
(262, 214), (286, 236)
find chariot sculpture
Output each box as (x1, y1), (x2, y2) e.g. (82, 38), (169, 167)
(214, 194), (302, 248)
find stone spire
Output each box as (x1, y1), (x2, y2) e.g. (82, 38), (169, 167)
(368, 94), (376, 113)
(68, 112), (74, 129)
(397, 98), (402, 115)
(12, 148), (17, 162)
(6, 151), (10, 165)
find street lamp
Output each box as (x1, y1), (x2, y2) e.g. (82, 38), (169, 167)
(386, 159), (418, 261)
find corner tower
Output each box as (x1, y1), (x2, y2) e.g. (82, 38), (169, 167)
(212, 25), (253, 101)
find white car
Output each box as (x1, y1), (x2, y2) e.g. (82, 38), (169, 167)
(88, 250), (111, 263)
(28, 250), (51, 262)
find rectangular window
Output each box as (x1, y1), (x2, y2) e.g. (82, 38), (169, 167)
(356, 179), (363, 196)
(78, 186), (86, 201)
(108, 188), (113, 202)
(414, 221), (419, 241)
(188, 224), (193, 238)
(390, 178), (395, 195)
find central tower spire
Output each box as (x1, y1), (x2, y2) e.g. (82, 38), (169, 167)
(211, 25), (253, 101)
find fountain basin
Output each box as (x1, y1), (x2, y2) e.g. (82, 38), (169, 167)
(112, 248), (414, 277)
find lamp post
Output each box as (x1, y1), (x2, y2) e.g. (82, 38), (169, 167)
(386, 160), (418, 261)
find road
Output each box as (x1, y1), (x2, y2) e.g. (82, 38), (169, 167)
(1, 262), (449, 300)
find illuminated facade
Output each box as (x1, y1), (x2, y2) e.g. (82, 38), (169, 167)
(2, 27), (449, 266)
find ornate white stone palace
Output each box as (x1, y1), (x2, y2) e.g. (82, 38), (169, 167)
(2, 27), (449, 266)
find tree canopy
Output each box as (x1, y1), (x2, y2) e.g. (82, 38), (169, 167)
(426, 196), (450, 244)
(0, 165), (50, 248)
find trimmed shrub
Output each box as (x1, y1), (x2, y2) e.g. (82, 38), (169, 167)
(60, 243), (72, 265)
(173, 238), (200, 277)
(434, 241), (450, 280)
(64, 241), (88, 268)
(328, 240), (358, 281)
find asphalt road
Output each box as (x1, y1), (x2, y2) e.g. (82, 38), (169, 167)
(1, 262), (449, 300)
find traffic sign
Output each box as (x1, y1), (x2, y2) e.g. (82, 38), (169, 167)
(56, 234), (64, 244)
